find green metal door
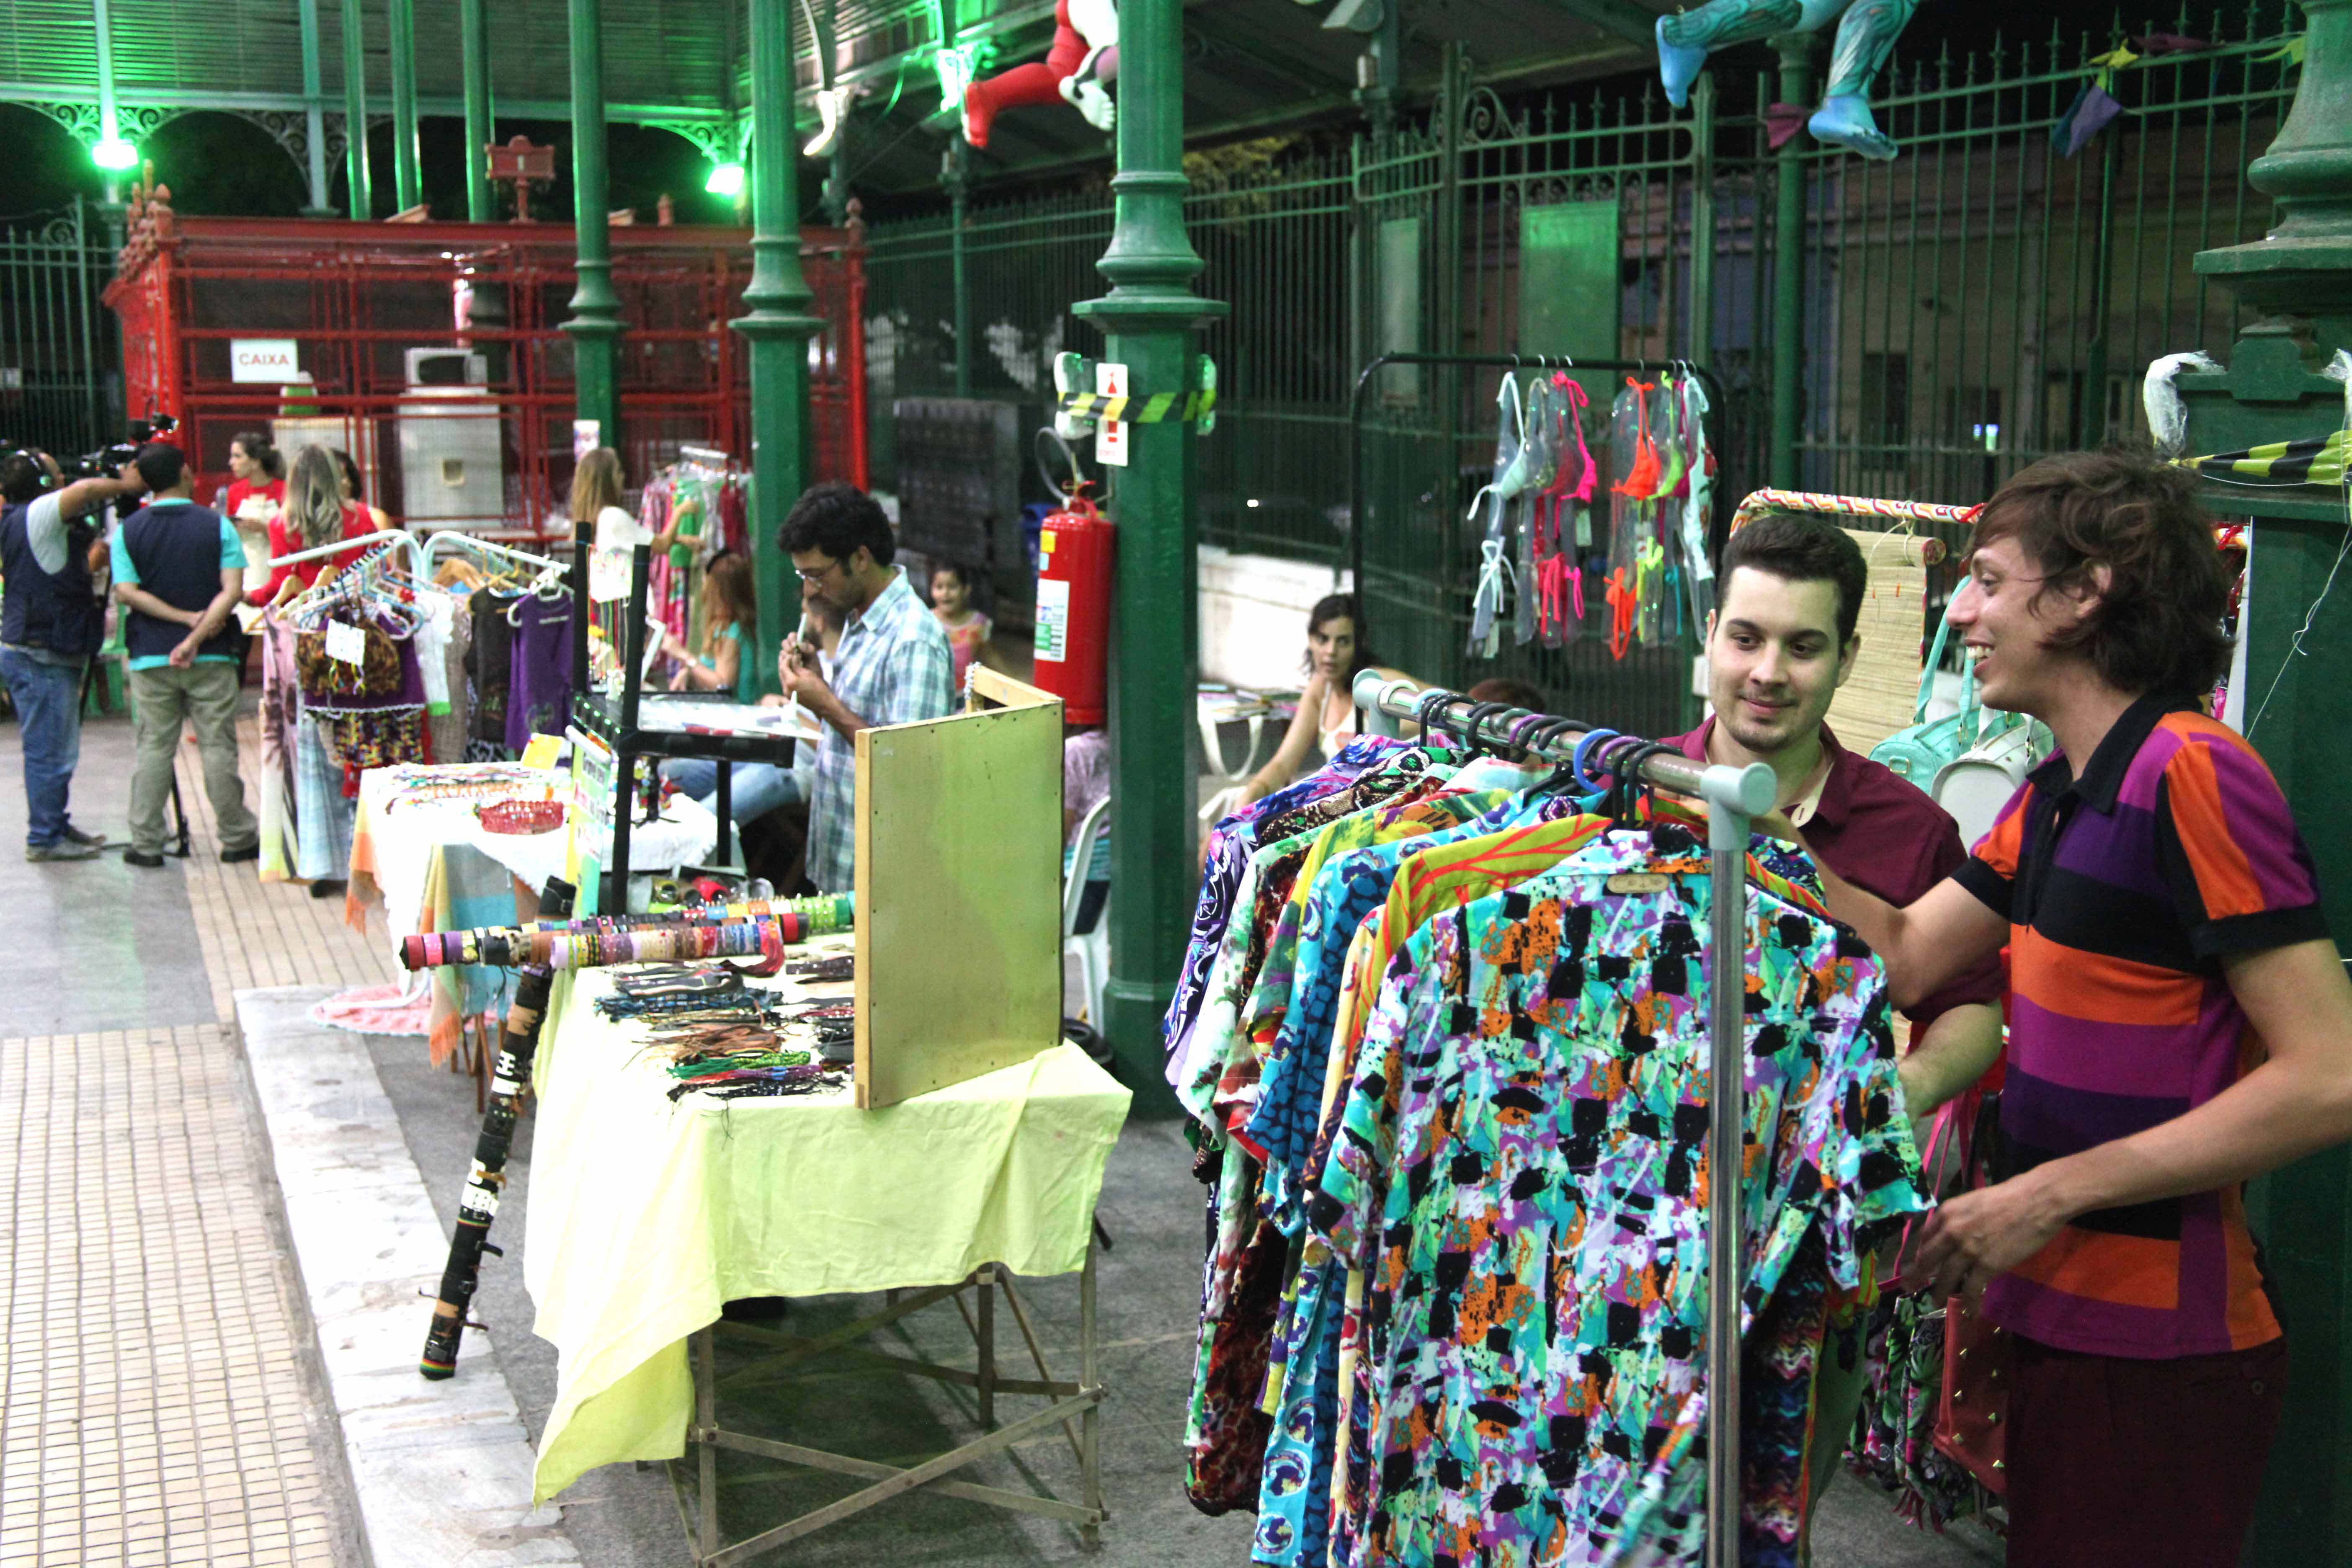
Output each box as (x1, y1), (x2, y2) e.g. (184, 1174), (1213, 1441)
(0, 201), (116, 457)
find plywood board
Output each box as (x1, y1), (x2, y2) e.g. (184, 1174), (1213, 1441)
(854, 675), (1065, 1109)
(1828, 528), (1934, 757)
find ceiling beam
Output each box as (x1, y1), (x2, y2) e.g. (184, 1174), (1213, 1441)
(1531, 0), (1661, 50)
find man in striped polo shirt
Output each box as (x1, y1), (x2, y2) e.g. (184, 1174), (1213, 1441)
(1784, 449), (2352, 1566)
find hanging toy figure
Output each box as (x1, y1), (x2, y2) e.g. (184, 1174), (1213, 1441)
(1656, 0), (1919, 161)
(962, 0), (1119, 149)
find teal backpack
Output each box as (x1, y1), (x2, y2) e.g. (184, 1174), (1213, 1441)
(1870, 596), (2045, 788)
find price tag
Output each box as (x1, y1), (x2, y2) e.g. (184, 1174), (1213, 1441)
(324, 620), (365, 665)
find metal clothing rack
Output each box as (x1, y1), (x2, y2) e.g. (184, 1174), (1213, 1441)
(1353, 670), (1772, 1568)
(1345, 352), (1731, 652)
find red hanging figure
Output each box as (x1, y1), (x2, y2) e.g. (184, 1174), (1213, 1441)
(962, 0), (1119, 149)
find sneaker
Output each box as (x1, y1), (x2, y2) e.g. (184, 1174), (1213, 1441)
(122, 849), (166, 869)
(309, 878), (348, 900)
(220, 843), (260, 864)
(26, 841), (103, 862)
(60, 823), (106, 846)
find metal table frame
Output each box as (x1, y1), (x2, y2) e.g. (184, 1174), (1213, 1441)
(666, 1243), (1106, 1565)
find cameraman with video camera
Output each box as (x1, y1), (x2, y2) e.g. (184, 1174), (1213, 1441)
(0, 446), (146, 861)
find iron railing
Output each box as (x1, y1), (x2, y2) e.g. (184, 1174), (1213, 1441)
(0, 199), (119, 459)
(860, 4), (2298, 731)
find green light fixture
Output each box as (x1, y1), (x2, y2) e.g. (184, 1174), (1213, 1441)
(705, 160), (746, 197)
(92, 137), (137, 171)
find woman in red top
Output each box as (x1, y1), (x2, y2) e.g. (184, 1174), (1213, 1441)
(249, 445), (379, 608)
(217, 430), (286, 537)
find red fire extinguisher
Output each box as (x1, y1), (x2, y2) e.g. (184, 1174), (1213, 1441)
(1032, 483), (1114, 724)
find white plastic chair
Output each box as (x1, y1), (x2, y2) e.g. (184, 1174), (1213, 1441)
(1062, 795), (1112, 1026)
(1199, 702), (1266, 786)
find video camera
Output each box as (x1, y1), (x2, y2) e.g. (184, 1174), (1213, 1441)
(69, 413), (178, 479)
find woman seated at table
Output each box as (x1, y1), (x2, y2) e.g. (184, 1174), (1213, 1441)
(660, 552), (755, 702)
(1233, 591), (1419, 810)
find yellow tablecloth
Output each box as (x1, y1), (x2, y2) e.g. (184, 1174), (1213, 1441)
(522, 967), (1133, 1504)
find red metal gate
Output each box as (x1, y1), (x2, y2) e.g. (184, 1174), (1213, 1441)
(105, 195), (866, 539)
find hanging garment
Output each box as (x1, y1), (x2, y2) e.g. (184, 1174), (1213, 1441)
(256, 616), (307, 882)
(1165, 737), (1422, 1074)
(1512, 379), (1557, 649)
(506, 593), (576, 752)
(1466, 377), (1533, 659)
(1310, 828), (1924, 1568)
(426, 592), (474, 771)
(1678, 377), (1718, 629)
(467, 590), (515, 748)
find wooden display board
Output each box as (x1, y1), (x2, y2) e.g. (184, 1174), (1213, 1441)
(1827, 528), (1935, 756)
(853, 668), (1065, 1109)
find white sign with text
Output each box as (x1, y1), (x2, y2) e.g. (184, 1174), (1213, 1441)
(230, 338), (300, 384)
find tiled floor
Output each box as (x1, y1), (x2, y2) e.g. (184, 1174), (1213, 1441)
(0, 1027), (344, 1567)
(0, 708), (376, 1568)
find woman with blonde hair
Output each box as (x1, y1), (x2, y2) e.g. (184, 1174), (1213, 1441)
(246, 444), (379, 608)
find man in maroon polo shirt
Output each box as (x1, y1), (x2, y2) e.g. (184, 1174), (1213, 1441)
(1663, 511), (2005, 1554)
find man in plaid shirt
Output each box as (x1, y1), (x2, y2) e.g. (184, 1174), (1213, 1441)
(776, 482), (956, 892)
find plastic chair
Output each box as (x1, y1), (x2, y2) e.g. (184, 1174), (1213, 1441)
(1062, 794), (1111, 1026)
(1199, 702), (1266, 786)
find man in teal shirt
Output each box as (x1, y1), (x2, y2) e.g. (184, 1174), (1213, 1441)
(111, 443), (259, 867)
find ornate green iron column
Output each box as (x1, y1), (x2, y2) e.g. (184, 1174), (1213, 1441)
(387, 0), (422, 210)
(730, 0), (823, 694)
(563, 0), (623, 450)
(339, 0), (372, 219)
(2179, 3), (2352, 1559)
(460, 0), (495, 222)
(1074, 0), (1225, 1106)
(1768, 34), (1814, 489)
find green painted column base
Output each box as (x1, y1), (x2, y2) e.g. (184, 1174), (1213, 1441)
(1101, 980), (1182, 1117)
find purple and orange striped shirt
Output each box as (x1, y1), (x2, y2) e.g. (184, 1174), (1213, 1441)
(1952, 693), (2326, 1359)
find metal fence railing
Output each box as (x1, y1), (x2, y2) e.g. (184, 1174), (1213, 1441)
(0, 199), (120, 459)
(861, 4), (2298, 730)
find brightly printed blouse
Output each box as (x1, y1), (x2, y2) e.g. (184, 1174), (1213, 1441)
(1308, 828), (1925, 1568)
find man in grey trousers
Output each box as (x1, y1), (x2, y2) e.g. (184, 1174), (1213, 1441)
(111, 443), (258, 867)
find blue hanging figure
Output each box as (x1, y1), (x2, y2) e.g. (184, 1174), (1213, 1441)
(1657, 0), (1920, 161)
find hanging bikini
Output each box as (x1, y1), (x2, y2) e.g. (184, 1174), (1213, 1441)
(1465, 374), (1535, 659)
(1531, 373), (1596, 648)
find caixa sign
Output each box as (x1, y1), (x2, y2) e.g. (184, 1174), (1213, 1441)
(230, 338), (300, 384)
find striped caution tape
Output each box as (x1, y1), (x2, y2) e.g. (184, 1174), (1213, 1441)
(1055, 387), (1218, 423)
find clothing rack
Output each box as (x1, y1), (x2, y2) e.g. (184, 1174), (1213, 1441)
(421, 529), (571, 587)
(262, 526), (427, 581)
(1345, 352), (1730, 654)
(1352, 669), (1772, 1568)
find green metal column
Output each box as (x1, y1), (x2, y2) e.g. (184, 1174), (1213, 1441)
(1768, 34), (1815, 490)
(563, 0), (623, 449)
(731, 0), (823, 694)
(460, 0), (495, 222)
(2181, 4), (2352, 1560)
(387, 0), (421, 210)
(1073, 0), (1225, 1105)
(945, 139), (972, 398)
(297, 0), (333, 214)
(340, 0), (372, 219)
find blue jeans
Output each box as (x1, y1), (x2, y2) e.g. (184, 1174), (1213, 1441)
(0, 647), (86, 848)
(662, 759), (804, 825)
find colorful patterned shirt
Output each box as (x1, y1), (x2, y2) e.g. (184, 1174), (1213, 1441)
(1312, 829), (1922, 1568)
(1953, 693), (2323, 1358)
(804, 568), (956, 892)
(1166, 738), (1414, 1073)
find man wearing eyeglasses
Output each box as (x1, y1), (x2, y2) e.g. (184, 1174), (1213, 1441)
(776, 482), (955, 893)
